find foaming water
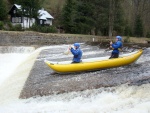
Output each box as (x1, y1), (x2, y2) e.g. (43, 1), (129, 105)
(0, 53), (29, 85)
(0, 46), (42, 105)
(0, 45), (149, 113)
(0, 46), (35, 53)
(0, 84), (149, 113)
(137, 48), (150, 63)
(0, 46), (35, 85)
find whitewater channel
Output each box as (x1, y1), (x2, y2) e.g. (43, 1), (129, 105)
(0, 44), (150, 113)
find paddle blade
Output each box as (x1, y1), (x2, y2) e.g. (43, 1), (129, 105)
(63, 49), (71, 55)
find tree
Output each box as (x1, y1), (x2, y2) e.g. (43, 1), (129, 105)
(109, 0), (114, 37)
(124, 20), (132, 36)
(60, 0), (150, 36)
(92, 0), (109, 36)
(113, 0), (125, 35)
(134, 15), (143, 37)
(0, 0), (7, 21)
(61, 0), (76, 33)
(61, 0), (95, 34)
(7, 0), (17, 5)
(17, 0), (43, 27)
(73, 0), (95, 34)
(7, 0), (43, 28)
(122, 0), (150, 37)
(7, 0), (21, 7)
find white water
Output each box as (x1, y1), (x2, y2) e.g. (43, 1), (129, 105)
(0, 46), (150, 113)
(0, 53), (29, 85)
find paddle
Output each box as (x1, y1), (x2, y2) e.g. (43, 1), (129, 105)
(104, 40), (114, 51)
(63, 48), (71, 55)
(63, 45), (73, 55)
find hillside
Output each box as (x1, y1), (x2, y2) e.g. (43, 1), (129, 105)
(42, 0), (66, 15)
(2, 0), (150, 37)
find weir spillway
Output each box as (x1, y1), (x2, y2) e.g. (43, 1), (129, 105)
(11, 44), (149, 99)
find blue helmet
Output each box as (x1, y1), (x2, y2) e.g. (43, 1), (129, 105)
(74, 43), (80, 48)
(116, 36), (122, 41)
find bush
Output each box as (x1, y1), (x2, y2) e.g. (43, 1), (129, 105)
(30, 24), (39, 31)
(124, 25), (132, 36)
(41, 26), (57, 33)
(3, 22), (13, 30)
(146, 31), (150, 38)
(7, 22), (13, 28)
(10, 24), (24, 31)
(134, 15), (143, 37)
(0, 21), (4, 30)
(30, 24), (57, 33)
(124, 36), (130, 43)
(14, 24), (23, 31)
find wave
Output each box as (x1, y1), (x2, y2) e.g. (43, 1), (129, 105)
(0, 46), (35, 53)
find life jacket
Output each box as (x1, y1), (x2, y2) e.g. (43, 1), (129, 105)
(71, 48), (82, 62)
(112, 41), (123, 54)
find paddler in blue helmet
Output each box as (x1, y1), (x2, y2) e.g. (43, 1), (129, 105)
(69, 43), (82, 63)
(109, 36), (123, 59)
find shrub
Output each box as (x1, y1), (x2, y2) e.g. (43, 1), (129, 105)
(10, 24), (23, 31)
(124, 36), (130, 43)
(3, 22), (13, 30)
(0, 21), (4, 30)
(146, 31), (150, 38)
(30, 24), (57, 33)
(124, 25), (132, 36)
(30, 24), (39, 31)
(134, 15), (143, 37)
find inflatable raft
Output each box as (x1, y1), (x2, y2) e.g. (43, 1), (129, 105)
(45, 49), (143, 73)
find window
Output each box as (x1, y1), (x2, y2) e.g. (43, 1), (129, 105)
(15, 17), (18, 23)
(19, 17), (22, 23)
(40, 20), (43, 24)
(12, 17), (15, 23)
(13, 10), (16, 14)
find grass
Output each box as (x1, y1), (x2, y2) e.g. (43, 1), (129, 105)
(122, 36), (150, 44)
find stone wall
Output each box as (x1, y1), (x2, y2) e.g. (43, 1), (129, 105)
(0, 31), (106, 46)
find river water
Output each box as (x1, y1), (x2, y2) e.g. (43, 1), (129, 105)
(0, 44), (150, 113)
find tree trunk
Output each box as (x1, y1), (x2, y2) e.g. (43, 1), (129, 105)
(109, 0), (114, 38)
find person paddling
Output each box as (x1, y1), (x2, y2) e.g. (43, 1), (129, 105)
(109, 36), (123, 59)
(69, 43), (82, 63)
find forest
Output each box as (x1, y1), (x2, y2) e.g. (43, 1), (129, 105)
(0, 0), (150, 38)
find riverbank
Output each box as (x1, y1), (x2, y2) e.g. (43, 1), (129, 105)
(0, 31), (150, 48)
(0, 31), (104, 46)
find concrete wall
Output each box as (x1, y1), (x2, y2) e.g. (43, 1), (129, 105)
(0, 31), (107, 46)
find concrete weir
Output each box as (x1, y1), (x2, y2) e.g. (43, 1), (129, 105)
(19, 46), (150, 99)
(0, 31), (150, 99)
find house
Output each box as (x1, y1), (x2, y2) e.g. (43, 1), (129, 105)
(8, 4), (54, 28)
(38, 8), (54, 26)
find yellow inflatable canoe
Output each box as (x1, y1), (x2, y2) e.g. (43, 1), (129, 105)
(45, 49), (143, 73)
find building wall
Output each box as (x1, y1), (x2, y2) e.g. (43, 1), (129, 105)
(9, 4), (53, 28)
(45, 19), (52, 25)
(12, 17), (53, 28)
(12, 17), (35, 28)
(22, 17), (35, 28)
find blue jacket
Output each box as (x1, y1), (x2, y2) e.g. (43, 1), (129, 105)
(70, 47), (82, 62)
(112, 41), (122, 54)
